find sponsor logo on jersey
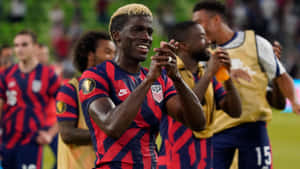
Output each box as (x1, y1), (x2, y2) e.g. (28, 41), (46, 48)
(118, 89), (129, 97)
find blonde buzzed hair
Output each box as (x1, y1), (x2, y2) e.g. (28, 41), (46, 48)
(109, 3), (153, 41)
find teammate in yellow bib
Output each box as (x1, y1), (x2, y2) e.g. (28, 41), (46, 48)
(192, 1), (300, 169)
(56, 31), (115, 169)
(157, 21), (241, 169)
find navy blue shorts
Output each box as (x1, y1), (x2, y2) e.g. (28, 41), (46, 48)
(1, 143), (43, 169)
(213, 121), (273, 169)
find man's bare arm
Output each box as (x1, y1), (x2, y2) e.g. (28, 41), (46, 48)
(89, 76), (155, 139)
(196, 48), (241, 118)
(276, 73), (300, 114)
(266, 80), (286, 109)
(58, 120), (92, 145)
(166, 77), (206, 131)
(88, 57), (163, 139)
(157, 41), (205, 131)
(219, 79), (242, 118)
(193, 71), (213, 102)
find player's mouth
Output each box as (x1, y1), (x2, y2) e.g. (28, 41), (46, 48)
(136, 44), (150, 54)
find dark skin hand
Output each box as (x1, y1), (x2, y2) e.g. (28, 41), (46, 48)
(193, 48), (241, 118)
(59, 120), (92, 145)
(36, 123), (59, 145)
(155, 40), (206, 130)
(89, 40), (205, 139)
(267, 79), (286, 110)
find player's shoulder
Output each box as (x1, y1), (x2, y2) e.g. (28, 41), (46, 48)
(57, 82), (77, 98)
(80, 60), (115, 86)
(84, 60), (114, 75)
(1, 64), (18, 76)
(38, 63), (56, 75)
(253, 33), (273, 48)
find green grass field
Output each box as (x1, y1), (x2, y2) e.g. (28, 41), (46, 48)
(42, 111), (300, 169)
(268, 111), (300, 169)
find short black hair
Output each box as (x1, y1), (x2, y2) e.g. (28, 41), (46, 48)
(15, 30), (38, 44)
(73, 31), (111, 73)
(110, 14), (130, 41)
(193, 1), (227, 21)
(168, 21), (198, 42)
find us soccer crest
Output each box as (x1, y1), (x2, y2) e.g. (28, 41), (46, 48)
(151, 84), (163, 103)
(82, 78), (96, 94)
(32, 80), (41, 93)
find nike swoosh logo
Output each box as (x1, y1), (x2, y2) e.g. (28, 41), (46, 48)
(118, 89), (128, 97)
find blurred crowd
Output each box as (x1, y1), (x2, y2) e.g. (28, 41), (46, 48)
(155, 0), (300, 78)
(226, 0), (300, 79)
(0, 0), (300, 78)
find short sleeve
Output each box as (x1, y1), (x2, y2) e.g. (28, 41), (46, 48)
(256, 35), (286, 81)
(79, 65), (110, 113)
(56, 83), (79, 121)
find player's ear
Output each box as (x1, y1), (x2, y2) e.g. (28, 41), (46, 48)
(178, 42), (188, 51)
(214, 14), (222, 25)
(112, 31), (120, 44)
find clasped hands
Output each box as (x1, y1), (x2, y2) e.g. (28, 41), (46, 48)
(147, 40), (181, 82)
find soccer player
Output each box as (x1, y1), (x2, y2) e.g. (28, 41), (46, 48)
(79, 3), (206, 169)
(35, 43), (59, 169)
(192, 1), (300, 169)
(0, 30), (61, 169)
(157, 21), (241, 169)
(56, 31), (116, 169)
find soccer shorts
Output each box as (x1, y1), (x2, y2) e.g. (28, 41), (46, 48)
(212, 121), (273, 169)
(1, 142), (43, 169)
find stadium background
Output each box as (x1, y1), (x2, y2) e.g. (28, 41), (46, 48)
(0, 0), (299, 169)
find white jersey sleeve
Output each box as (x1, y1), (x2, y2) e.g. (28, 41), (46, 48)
(256, 35), (286, 81)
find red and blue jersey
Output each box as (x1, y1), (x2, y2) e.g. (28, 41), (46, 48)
(56, 81), (79, 122)
(79, 60), (176, 169)
(158, 74), (226, 169)
(0, 64), (61, 149)
(45, 65), (62, 127)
